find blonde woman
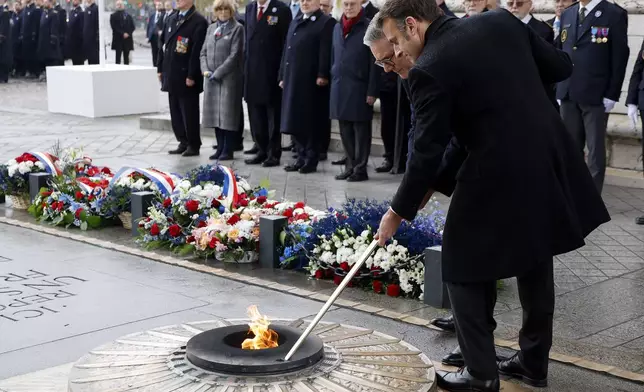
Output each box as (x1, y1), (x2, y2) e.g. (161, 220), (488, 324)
(200, 0), (245, 161)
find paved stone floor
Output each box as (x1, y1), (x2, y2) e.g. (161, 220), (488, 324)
(1, 51), (644, 389)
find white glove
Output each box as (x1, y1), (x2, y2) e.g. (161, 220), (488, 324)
(557, 99), (561, 106)
(603, 97), (616, 113)
(628, 104), (639, 130)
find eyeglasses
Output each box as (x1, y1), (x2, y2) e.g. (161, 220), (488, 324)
(464, 0), (485, 3)
(375, 55), (395, 68)
(507, 0), (528, 5)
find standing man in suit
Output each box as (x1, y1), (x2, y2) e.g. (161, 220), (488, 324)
(546, 0), (574, 42)
(243, 0), (292, 167)
(10, 1), (23, 77)
(20, 0), (42, 78)
(377, 2), (610, 390)
(110, 0), (135, 65)
(556, 0), (629, 193)
(66, 0), (84, 65)
(279, 0), (335, 174)
(83, 0), (99, 64)
(37, 0), (61, 78)
(53, 1), (65, 65)
(0, 0), (11, 83)
(628, 41), (644, 224)
(157, 0), (208, 157)
(147, 1), (164, 66)
(508, 0), (553, 43)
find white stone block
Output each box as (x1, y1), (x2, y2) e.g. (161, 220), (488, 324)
(46, 64), (160, 118)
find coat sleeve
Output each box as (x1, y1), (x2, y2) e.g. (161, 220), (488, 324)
(367, 53), (380, 98)
(606, 10), (629, 102)
(317, 18), (335, 79)
(626, 41), (644, 106)
(433, 136), (467, 196)
(526, 21), (572, 84)
(50, 12), (59, 44)
(157, 19), (165, 73)
(110, 13), (123, 35)
(390, 67), (453, 221)
(199, 26), (211, 74)
(128, 15), (136, 34)
(188, 18), (208, 81)
(213, 24), (244, 80)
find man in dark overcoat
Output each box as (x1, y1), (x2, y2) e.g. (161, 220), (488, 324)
(20, 0), (42, 77)
(243, 0), (292, 167)
(146, 1), (164, 66)
(0, 0), (11, 83)
(110, 0), (135, 65)
(279, 0), (335, 174)
(37, 0), (61, 76)
(157, 0), (208, 157)
(377, 2), (610, 390)
(10, 1), (23, 76)
(628, 40), (644, 225)
(556, 0), (629, 193)
(65, 0), (84, 65)
(331, 0), (378, 182)
(83, 0), (99, 65)
(53, 1), (65, 65)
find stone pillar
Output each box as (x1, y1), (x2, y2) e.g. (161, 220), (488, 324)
(259, 216), (288, 268)
(29, 173), (52, 202)
(130, 191), (155, 237)
(423, 246), (451, 309)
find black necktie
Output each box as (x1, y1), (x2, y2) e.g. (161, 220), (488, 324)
(579, 7), (586, 24)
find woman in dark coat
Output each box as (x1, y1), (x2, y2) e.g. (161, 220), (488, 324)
(200, 0), (244, 161)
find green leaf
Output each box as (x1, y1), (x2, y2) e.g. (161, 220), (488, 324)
(279, 230), (287, 246)
(86, 216), (102, 228)
(175, 244), (196, 257)
(27, 204), (36, 216)
(144, 240), (163, 250)
(80, 221), (88, 231)
(63, 213), (74, 225)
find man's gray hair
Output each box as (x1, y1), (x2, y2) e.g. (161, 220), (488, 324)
(363, 12), (386, 46)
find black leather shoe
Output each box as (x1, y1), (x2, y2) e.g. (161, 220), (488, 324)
(437, 367), (500, 392)
(636, 216), (644, 225)
(332, 157), (347, 165)
(282, 144), (294, 151)
(284, 163), (303, 172)
(299, 165), (317, 174)
(335, 171), (353, 180)
(209, 151), (222, 160)
(442, 346), (465, 367)
(212, 145), (218, 150)
(431, 315), (456, 332)
(245, 155), (267, 165)
(168, 145), (187, 155)
(244, 146), (259, 155)
(262, 158), (280, 167)
(347, 173), (368, 182)
(218, 153), (234, 161)
(181, 148), (199, 157)
(375, 159), (393, 173)
(498, 353), (547, 388)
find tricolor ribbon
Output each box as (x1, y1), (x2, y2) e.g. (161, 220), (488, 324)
(27, 151), (62, 175)
(109, 167), (176, 196)
(219, 165), (239, 210)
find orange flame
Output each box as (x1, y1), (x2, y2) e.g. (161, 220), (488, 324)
(241, 305), (279, 350)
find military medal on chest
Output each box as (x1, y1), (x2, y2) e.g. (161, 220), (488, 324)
(601, 27), (608, 43)
(591, 26), (598, 43)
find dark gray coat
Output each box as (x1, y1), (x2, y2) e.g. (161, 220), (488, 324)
(200, 19), (244, 131)
(329, 14), (379, 122)
(0, 6), (11, 67)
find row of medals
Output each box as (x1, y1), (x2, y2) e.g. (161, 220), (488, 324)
(591, 27), (608, 44)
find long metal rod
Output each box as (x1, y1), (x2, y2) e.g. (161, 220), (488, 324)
(284, 239), (379, 361)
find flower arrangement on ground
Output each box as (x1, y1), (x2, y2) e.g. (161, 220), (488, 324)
(0, 153), (49, 207)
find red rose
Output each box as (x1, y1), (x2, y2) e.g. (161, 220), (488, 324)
(325, 268), (334, 278)
(227, 214), (241, 225)
(101, 167), (112, 175)
(340, 262), (350, 272)
(55, 201), (64, 211)
(75, 208), (84, 219)
(238, 199), (249, 207)
(75, 191), (83, 200)
(264, 202), (276, 209)
(186, 235), (195, 243)
(163, 198), (172, 208)
(88, 194), (95, 201)
(239, 193), (247, 199)
(386, 284), (401, 297)
(150, 223), (160, 236)
(40, 190), (52, 197)
(168, 224), (181, 237)
(185, 200), (200, 213)
(295, 213), (309, 221)
(294, 201), (305, 209)
(211, 199), (220, 208)
(87, 167), (99, 176)
(373, 280), (383, 293)
(283, 208), (293, 218)
(198, 220), (207, 228)
(314, 270), (324, 279)
(256, 195), (267, 204)
(209, 237), (219, 249)
(333, 275), (343, 285)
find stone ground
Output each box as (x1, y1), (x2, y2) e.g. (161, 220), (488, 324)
(0, 50), (643, 389)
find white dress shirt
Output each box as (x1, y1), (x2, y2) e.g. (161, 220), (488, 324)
(521, 14), (532, 24)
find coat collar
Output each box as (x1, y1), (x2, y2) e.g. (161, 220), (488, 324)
(167, 6), (196, 41)
(423, 14), (454, 46)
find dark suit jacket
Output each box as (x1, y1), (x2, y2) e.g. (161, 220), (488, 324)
(363, 1), (378, 19)
(555, 1), (629, 105)
(147, 11), (163, 41)
(37, 7), (61, 62)
(0, 5), (12, 67)
(54, 4), (65, 51)
(626, 40), (644, 110)
(157, 6), (208, 95)
(82, 3), (99, 57)
(110, 10), (135, 51)
(65, 6), (83, 60)
(394, 9), (609, 283)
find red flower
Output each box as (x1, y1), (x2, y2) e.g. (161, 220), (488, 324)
(40, 190), (52, 197)
(294, 201), (305, 209)
(168, 224), (181, 237)
(264, 202), (276, 209)
(88, 194), (95, 201)
(163, 198), (172, 208)
(209, 237), (219, 249)
(373, 280), (383, 293)
(185, 200), (200, 213)
(256, 195), (267, 204)
(101, 167), (112, 175)
(294, 213), (309, 221)
(186, 235), (195, 243)
(314, 270), (324, 279)
(16, 153), (38, 164)
(238, 199), (249, 207)
(86, 167), (99, 176)
(75, 191), (83, 200)
(239, 193), (247, 199)
(333, 275), (343, 285)
(197, 220), (207, 228)
(371, 266), (381, 278)
(150, 223), (160, 236)
(227, 214), (241, 225)
(386, 284), (401, 297)
(283, 208), (293, 218)
(340, 262), (350, 272)
(325, 268), (334, 278)
(55, 201), (64, 211)
(211, 199), (220, 208)
(75, 208), (84, 219)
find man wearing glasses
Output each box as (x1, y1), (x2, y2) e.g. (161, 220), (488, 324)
(463, 0), (487, 17)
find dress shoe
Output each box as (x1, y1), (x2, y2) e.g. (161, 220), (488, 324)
(636, 216), (644, 225)
(299, 165), (317, 174)
(284, 162), (303, 172)
(498, 353), (547, 387)
(347, 173), (368, 182)
(245, 155), (267, 165)
(319, 152), (328, 161)
(262, 158), (280, 167)
(335, 171), (353, 180)
(437, 367), (500, 392)
(375, 159), (393, 173)
(218, 153), (234, 161)
(282, 144), (294, 151)
(442, 346), (465, 367)
(244, 146), (259, 155)
(292, 153), (299, 159)
(332, 157), (347, 165)
(168, 145), (187, 155)
(234, 144), (244, 152)
(212, 145), (218, 150)
(182, 148), (200, 157)
(431, 315), (456, 332)
(209, 151), (222, 160)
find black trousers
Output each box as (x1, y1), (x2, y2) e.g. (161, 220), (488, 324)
(248, 102), (282, 160)
(150, 37), (159, 66)
(392, 84), (411, 173)
(71, 57), (85, 65)
(321, 118), (331, 154)
(86, 48), (99, 65)
(25, 58), (41, 76)
(115, 49), (131, 65)
(292, 131), (318, 167)
(0, 65), (9, 82)
(339, 120), (372, 175)
(560, 100), (607, 193)
(379, 90), (398, 162)
(447, 259), (554, 380)
(169, 92), (202, 150)
(214, 127), (236, 155)
(12, 56), (25, 76)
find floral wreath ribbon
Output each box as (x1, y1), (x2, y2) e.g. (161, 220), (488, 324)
(26, 151), (63, 176)
(108, 167), (177, 196)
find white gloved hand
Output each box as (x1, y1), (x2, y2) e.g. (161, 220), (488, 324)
(557, 99), (561, 106)
(628, 104), (639, 130)
(603, 97), (616, 113)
